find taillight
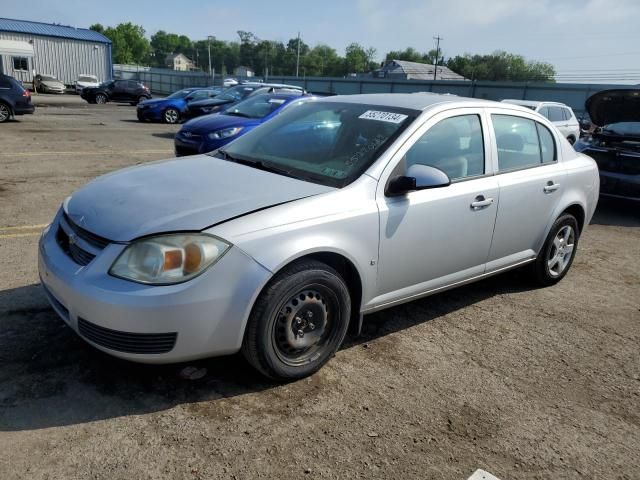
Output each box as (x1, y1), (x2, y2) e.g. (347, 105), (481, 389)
(22, 90), (31, 97)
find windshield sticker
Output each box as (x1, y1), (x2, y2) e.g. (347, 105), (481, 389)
(359, 110), (408, 124)
(322, 167), (346, 178)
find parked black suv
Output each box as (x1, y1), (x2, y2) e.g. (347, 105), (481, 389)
(0, 74), (35, 123)
(81, 79), (151, 105)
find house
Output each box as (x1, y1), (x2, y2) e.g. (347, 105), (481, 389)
(234, 66), (254, 78)
(374, 59), (466, 81)
(0, 17), (112, 86)
(165, 53), (194, 71)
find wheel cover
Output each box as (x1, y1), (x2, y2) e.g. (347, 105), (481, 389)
(165, 109), (179, 123)
(96, 94), (106, 104)
(0, 104), (9, 121)
(547, 225), (575, 277)
(272, 284), (341, 366)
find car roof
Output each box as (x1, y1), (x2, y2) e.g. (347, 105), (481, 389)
(317, 92), (499, 112)
(240, 82), (303, 90)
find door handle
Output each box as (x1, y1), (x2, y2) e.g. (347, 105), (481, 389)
(470, 195), (494, 210)
(544, 182), (560, 193)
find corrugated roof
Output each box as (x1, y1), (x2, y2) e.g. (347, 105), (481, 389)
(0, 18), (111, 44)
(383, 59), (466, 81)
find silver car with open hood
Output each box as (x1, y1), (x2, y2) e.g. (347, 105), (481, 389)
(39, 93), (599, 379)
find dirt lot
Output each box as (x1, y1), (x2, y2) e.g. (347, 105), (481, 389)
(0, 95), (638, 480)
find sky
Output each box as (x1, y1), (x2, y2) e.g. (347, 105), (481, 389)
(2, 0), (640, 83)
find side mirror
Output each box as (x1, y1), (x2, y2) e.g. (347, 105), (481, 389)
(386, 164), (451, 197)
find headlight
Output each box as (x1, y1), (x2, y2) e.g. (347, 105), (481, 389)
(109, 234), (230, 285)
(208, 127), (243, 140)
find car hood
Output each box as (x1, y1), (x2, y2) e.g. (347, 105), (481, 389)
(139, 98), (172, 107)
(181, 113), (259, 134)
(64, 155), (333, 242)
(586, 89), (640, 126)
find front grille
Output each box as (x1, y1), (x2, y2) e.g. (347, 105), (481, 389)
(56, 227), (95, 265)
(175, 144), (199, 156)
(63, 213), (110, 249)
(587, 149), (640, 175)
(78, 318), (177, 354)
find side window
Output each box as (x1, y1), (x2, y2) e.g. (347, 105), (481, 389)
(12, 57), (28, 71)
(536, 123), (556, 163)
(564, 108), (574, 121)
(548, 107), (564, 122)
(493, 115), (542, 171)
(538, 107), (550, 120)
(404, 115), (485, 181)
(0, 76), (11, 89)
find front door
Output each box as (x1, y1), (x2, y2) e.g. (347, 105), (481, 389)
(373, 110), (499, 307)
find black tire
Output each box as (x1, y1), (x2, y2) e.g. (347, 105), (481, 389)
(95, 93), (107, 104)
(0, 102), (11, 123)
(242, 259), (351, 380)
(163, 107), (180, 124)
(531, 213), (579, 286)
(567, 136), (576, 145)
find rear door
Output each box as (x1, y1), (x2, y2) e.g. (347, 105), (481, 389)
(110, 81), (128, 101)
(486, 109), (567, 271)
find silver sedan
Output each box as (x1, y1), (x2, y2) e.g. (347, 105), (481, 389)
(38, 93), (599, 380)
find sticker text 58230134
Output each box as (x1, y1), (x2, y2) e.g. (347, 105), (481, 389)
(359, 110), (408, 124)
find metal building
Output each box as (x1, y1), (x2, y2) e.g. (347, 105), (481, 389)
(0, 18), (112, 87)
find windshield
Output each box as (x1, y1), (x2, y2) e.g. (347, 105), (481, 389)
(41, 75), (57, 81)
(225, 94), (296, 119)
(78, 76), (97, 83)
(213, 101), (416, 187)
(216, 85), (259, 101)
(167, 89), (192, 99)
(601, 122), (640, 135)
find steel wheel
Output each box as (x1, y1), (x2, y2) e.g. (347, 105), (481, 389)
(547, 225), (575, 277)
(0, 103), (10, 123)
(164, 108), (179, 124)
(95, 93), (107, 104)
(272, 285), (340, 367)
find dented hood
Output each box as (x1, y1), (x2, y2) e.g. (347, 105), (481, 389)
(586, 89), (640, 126)
(64, 155), (333, 242)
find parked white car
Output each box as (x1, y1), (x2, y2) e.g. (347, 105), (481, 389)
(34, 74), (66, 94)
(39, 93), (599, 380)
(501, 100), (580, 145)
(74, 74), (99, 94)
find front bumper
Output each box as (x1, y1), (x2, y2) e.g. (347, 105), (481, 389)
(136, 106), (162, 122)
(38, 210), (271, 363)
(581, 146), (640, 200)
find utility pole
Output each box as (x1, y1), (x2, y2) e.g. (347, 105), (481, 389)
(207, 35), (214, 83)
(295, 31), (301, 77)
(433, 35), (443, 81)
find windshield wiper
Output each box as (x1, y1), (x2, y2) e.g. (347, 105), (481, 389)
(215, 150), (297, 179)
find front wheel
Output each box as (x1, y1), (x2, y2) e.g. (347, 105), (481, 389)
(163, 108), (180, 124)
(531, 213), (579, 286)
(95, 93), (107, 104)
(242, 259), (351, 380)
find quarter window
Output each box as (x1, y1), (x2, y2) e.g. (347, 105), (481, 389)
(492, 114), (557, 171)
(547, 106), (565, 122)
(404, 115), (485, 181)
(12, 56), (28, 71)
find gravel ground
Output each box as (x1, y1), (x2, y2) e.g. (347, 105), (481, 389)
(0, 96), (638, 480)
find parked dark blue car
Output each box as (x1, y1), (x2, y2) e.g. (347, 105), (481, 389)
(137, 87), (222, 124)
(0, 74), (34, 123)
(175, 91), (307, 156)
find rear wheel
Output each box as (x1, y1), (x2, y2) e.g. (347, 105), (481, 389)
(567, 135), (576, 145)
(531, 213), (579, 286)
(242, 259), (351, 380)
(0, 102), (11, 122)
(163, 108), (180, 124)
(95, 93), (107, 104)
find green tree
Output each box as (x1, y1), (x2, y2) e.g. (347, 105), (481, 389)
(101, 23), (151, 65)
(345, 43), (369, 74)
(89, 23), (105, 34)
(447, 51), (555, 81)
(150, 30), (193, 67)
